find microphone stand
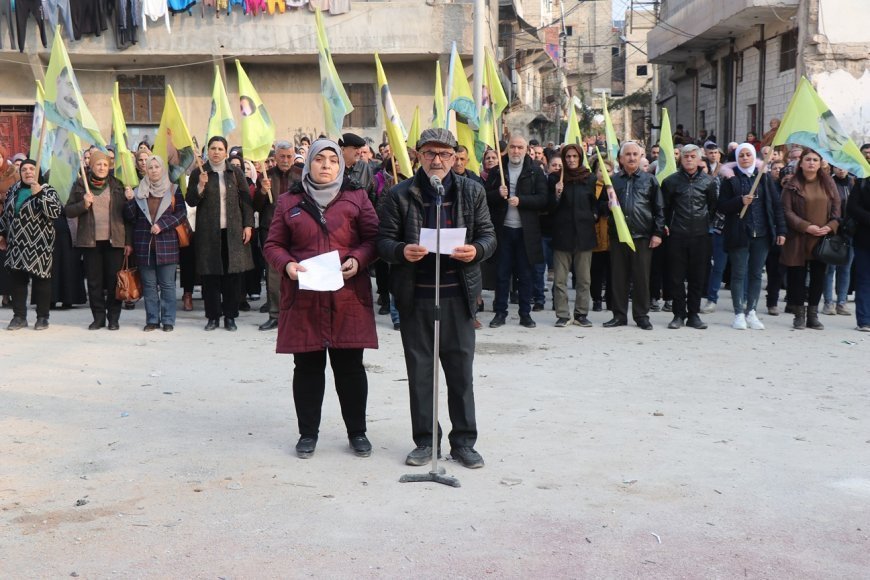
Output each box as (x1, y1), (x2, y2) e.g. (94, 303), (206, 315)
(400, 174), (460, 488)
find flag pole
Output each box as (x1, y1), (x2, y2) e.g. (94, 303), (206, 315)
(492, 111), (505, 187)
(738, 146), (775, 219)
(33, 113), (49, 178)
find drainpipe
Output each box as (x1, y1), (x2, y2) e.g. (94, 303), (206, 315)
(757, 24), (765, 135)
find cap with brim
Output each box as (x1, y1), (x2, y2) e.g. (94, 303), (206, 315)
(339, 133), (366, 148)
(416, 128), (458, 150)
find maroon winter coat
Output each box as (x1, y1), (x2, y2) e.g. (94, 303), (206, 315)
(263, 180), (379, 354)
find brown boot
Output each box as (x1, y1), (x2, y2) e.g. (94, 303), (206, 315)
(792, 305), (806, 330)
(182, 292), (193, 311)
(806, 305), (824, 330)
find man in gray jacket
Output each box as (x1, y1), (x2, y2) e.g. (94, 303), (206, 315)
(377, 128), (496, 469)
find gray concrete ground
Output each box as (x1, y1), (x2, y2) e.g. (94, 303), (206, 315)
(1, 286), (869, 578)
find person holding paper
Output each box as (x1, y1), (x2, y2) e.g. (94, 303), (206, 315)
(263, 138), (379, 460)
(376, 128), (496, 469)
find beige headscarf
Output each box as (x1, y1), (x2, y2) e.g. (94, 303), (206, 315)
(135, 155), (172, 199)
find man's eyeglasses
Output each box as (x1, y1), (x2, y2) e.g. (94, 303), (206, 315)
(420, 151), (455, 161)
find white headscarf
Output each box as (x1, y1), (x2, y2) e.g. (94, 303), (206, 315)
(135, 155), (172, 199)
(734, 143), (757, 177)
(302, 139), (346, 209)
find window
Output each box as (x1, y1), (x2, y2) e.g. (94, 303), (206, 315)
(583, 52), (594, 64)
(735, 52), (744, 83)
(780, 28), (798, 72)
(343, 83), (376, 128)
(636, 64), (648, 76)
(565, 25), (573, 36)
(748, 104), (757, 136)
(612, 47), (619, 57)
(117, 75), (165, 125)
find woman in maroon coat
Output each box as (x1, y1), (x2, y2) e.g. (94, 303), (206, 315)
(263, 139), (379, 460)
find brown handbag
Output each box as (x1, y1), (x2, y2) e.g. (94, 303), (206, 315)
(116, 255), (142, 302)
(170, 194), (192, 248)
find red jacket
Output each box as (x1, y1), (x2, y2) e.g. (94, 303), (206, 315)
(263, 181), (379, 354)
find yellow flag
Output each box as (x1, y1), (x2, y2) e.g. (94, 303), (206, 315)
(456, 122), (480, 174)
(236, 60), (276, 162)
(602, 95), (619, 163)
(446, 43), (478, 129)
(207, 65), (236, 142)
(564, 104), (590, 169)
(656, 108), (677, 184)
(153, 84), (196, 196)
(596, 147), (635, 251)
(111, 82), (139, 188)
(315, 8), (353, 138)
(374, 54), (413, 178)
(42, 26), (105, 149)
(479, 48), (508, 151)
(48, 128), (82, 204)
(30, 81), (55, 175)
(407, 106), (422, 152)
(431, 61), (445, 130)
(774, 76), (870, 178)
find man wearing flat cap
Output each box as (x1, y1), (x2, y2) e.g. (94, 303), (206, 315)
(377, 128), (496, 469)
(339, 132), (375, 202)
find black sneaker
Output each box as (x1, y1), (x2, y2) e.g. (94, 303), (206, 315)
(662, 300), (673, 312)
(686, 315), (708, 329)
(7, 316), (27, 331)
(162, 325), (174, 332)
(489, 313), (507, 328)
(406, 445), (434, 466)
(555, 317), (570, 327)
(295, 436), (317, 459)
(519, 315), (536, 328)
(378, 304), (390, 315)
(451, 447), (484, 469)
(33, 317), (49, 331)
(572, 316), (592, 327)
(348, 435), (372, 457)
(667, 316), (684, 329)
(592, 301), (602, 312)
(143, 323), (159, 332)
(532, 302), (544, 312)
(204, 319), (220, 331)
(224, 317), (237, 331)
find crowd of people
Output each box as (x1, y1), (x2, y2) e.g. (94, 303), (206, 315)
(2, 125), (869, 467)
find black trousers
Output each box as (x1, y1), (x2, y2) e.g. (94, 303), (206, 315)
(650, 237), (671, 301)
(179, 234), (196, 293)
(292, 348), (368, 437)
(15, 0), (46, 52)
(590, 251), (612, 307)
(610, 239), (653, 323)
(374, 260), (390, 297)
(10, 269), (51, 320)
(668, 234), (710, 319)
(786, 260), (827, 308)
(399, 296), (477, 449)
(765, 244), (785, 307)
(83, 242), (124, 324)
(201, 230), (241, 319)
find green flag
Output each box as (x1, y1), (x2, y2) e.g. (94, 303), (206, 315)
(111, 83), (139, 188)
(153, 85), (196, 196)
(375, 54), (413, 178)
(431, 61), (445, 130)
(596, 147), (635, 252)
(315, 8), (353, 138)
(602, 95), (619, 163)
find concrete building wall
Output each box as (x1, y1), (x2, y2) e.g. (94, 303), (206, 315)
(734, 46), (760, 139)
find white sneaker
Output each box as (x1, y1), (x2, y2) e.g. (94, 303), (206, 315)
(732, 313), (747, 330)
(746, 310), (765, 330)
(701, 300), (717, 314)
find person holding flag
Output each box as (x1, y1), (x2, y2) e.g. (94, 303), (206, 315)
(602, 141), (665, 330)
(186, 136), (254, 332)
(547, 143), (598, 328)
(65, 150), (134, 330)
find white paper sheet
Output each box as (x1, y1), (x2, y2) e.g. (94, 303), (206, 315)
(419, 227), (467, 255)
(297, 250), (344, 292)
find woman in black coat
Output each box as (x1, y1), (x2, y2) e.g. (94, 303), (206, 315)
(717, 143), (786, 331)
(185, 136), (254, 331)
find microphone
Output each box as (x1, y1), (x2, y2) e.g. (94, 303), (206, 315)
(430, 175), (445, 196)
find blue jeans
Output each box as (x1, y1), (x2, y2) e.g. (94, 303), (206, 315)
(495, 227), (533, 316)
(533, 236), (553, 305)
(728, 237), (769, 314)
(854, 245), (870, 327)
(823, 246), (854, 305)
(389, 294), (400, 326)
(706, 232), (728, 302)
(140, 263), (178, 325)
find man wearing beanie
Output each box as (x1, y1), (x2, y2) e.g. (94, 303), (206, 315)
(377, 128), (496, 469)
